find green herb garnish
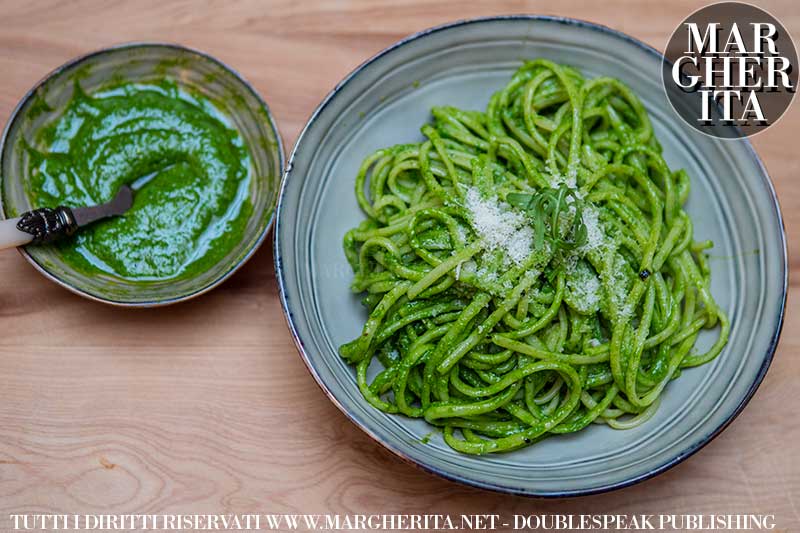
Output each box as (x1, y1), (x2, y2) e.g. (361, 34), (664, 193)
(507, 185), (588, 252)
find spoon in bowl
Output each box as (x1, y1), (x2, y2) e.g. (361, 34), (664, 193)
(0, 185), (133, 250)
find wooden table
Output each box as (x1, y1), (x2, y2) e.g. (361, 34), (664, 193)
(1, 0), (797, 530)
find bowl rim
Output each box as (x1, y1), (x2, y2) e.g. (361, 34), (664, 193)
(274, 15), (788, 497)
(0, 41), (285, 307)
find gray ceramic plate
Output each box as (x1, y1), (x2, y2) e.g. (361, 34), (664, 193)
(275, 16), (786, 496)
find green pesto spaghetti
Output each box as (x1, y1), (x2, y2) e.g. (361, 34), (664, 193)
(340, 59), (729, 455)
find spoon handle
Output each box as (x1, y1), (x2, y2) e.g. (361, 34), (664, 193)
(0, 217), (34, 250)
(0, 207), (78, 250)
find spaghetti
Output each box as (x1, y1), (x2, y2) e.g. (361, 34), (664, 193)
(340, 59), (729, 454)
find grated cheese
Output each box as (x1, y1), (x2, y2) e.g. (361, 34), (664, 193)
(547, 168), (577, 189)
(581, 206), (606, 253)
(464, 187), (533, 266)
(566, 260), (601, 313)
(600, 250), (633, 321)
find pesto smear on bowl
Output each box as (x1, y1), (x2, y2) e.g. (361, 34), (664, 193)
(27, 80), (252, 281)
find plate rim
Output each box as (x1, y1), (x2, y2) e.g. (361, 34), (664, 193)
(274, 14), (788, 497)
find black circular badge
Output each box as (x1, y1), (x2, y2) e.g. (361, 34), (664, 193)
(662, 2), (797, 138)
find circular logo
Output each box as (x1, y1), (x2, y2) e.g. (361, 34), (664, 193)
(662, 2), (797, 138)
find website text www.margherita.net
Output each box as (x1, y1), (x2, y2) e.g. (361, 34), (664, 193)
(7, 513), (780, 531)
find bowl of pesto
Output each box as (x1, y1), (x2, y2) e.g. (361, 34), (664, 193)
(1, 43), (283, 305)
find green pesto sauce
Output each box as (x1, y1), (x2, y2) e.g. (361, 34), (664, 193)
(27, 80), (252, 281)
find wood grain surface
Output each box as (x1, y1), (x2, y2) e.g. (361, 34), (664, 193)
(0, 0), (798, 531)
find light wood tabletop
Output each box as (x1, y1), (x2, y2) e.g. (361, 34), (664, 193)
(1, 0), (797, 530)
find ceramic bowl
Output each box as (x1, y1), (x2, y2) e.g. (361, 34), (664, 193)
(0, 43), (283, 306)
(275, 16), (786, 496)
